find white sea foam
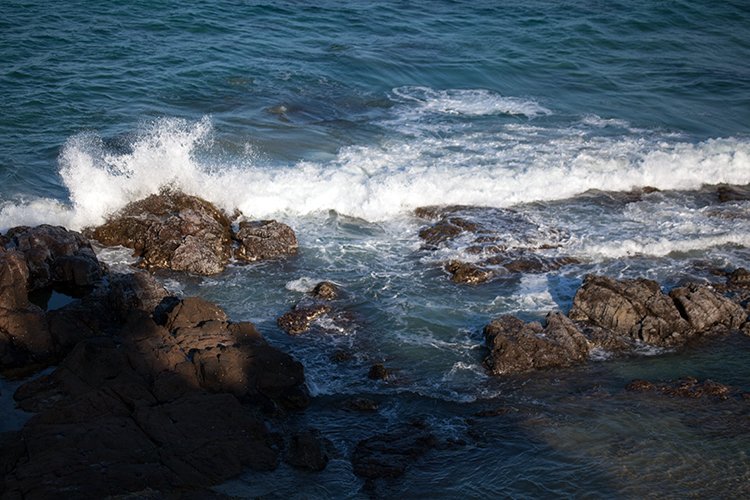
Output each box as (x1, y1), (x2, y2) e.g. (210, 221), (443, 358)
(391, 86), (552, 118)
(580, 233), (750, 259)
(1, 116), (749, 231)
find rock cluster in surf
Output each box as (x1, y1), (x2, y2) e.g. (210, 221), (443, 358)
(85, 189), (297, 275)
(483, 274), (749, 375)
(415, 205), (578, 285)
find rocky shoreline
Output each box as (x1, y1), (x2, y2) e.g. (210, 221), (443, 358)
(1, 190), (749, 497)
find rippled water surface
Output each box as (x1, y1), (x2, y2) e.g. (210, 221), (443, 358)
(2, 0), (750, 497)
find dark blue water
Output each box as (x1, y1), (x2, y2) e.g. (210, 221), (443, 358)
(2, 1), (750, 497)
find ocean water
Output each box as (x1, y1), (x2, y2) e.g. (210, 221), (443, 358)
(2, 0), (750, 497)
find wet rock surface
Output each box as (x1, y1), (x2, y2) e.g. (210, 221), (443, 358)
(86, 191), (298, 275)
(86, 190), (233, 275)
(484, 312), (590, 375)
(284, 429), (332, 472)
(277, 281), (350, 335)
(234, 220), (298, 262)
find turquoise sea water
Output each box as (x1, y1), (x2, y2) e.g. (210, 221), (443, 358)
(2, 1), (750, 497)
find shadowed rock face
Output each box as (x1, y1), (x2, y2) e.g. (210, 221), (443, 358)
(1, 226), (106, 372)
(483, 312), (590, 375)
(3, 295), (310, 498)
(86, 190), (233, 275)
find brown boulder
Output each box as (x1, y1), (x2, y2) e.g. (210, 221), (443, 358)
(234, 220), (298, 262)
(568, 275), (691, 346)
(86, 191), (232, 275)
(483, 312), (590, 375)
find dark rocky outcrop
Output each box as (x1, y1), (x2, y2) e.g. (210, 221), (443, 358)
(0, 223), (312, 497)
(717, 184), (750, 203)
(234, 220), (298, 262)
(86, 190), (233, 275)
(445, 260), (493, 285)
(1, 226), (107, 373)
(569, 275), (745, 347)
(352, 422), (437, 480)
(483, 312), (590, 375)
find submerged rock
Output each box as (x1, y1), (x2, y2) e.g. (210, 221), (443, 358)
(626, 377), (736, 401)
(86, 190), (233, 275)
(284, 429), (332, 472)
(367, 363), (390, 381)
(352, 423), (437, 480)
(483, 312), (590, 375)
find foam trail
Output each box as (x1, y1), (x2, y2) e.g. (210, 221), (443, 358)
(580, 233), (750, 260)
(1, 116), (750, 231)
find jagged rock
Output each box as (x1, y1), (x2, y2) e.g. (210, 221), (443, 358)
(86, 190), (232, 275)
(569, 275), (746, 347)
(311, 281), (339, 301)
(284, 429), (331, 472)
(669, 283), (746, 332)
(108, 270), (169, 320)
(445, 260), (493, 285)
(4, 294), (310, 497)
(234, 220), (297, 262)
(568, 275), (692, 346)
(5, 225), (103, 290)
(728, 268), (750, 288)
(352, 423), (437, 480)
(277, 304), (331, 335)
(483, 312), (590, 375)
